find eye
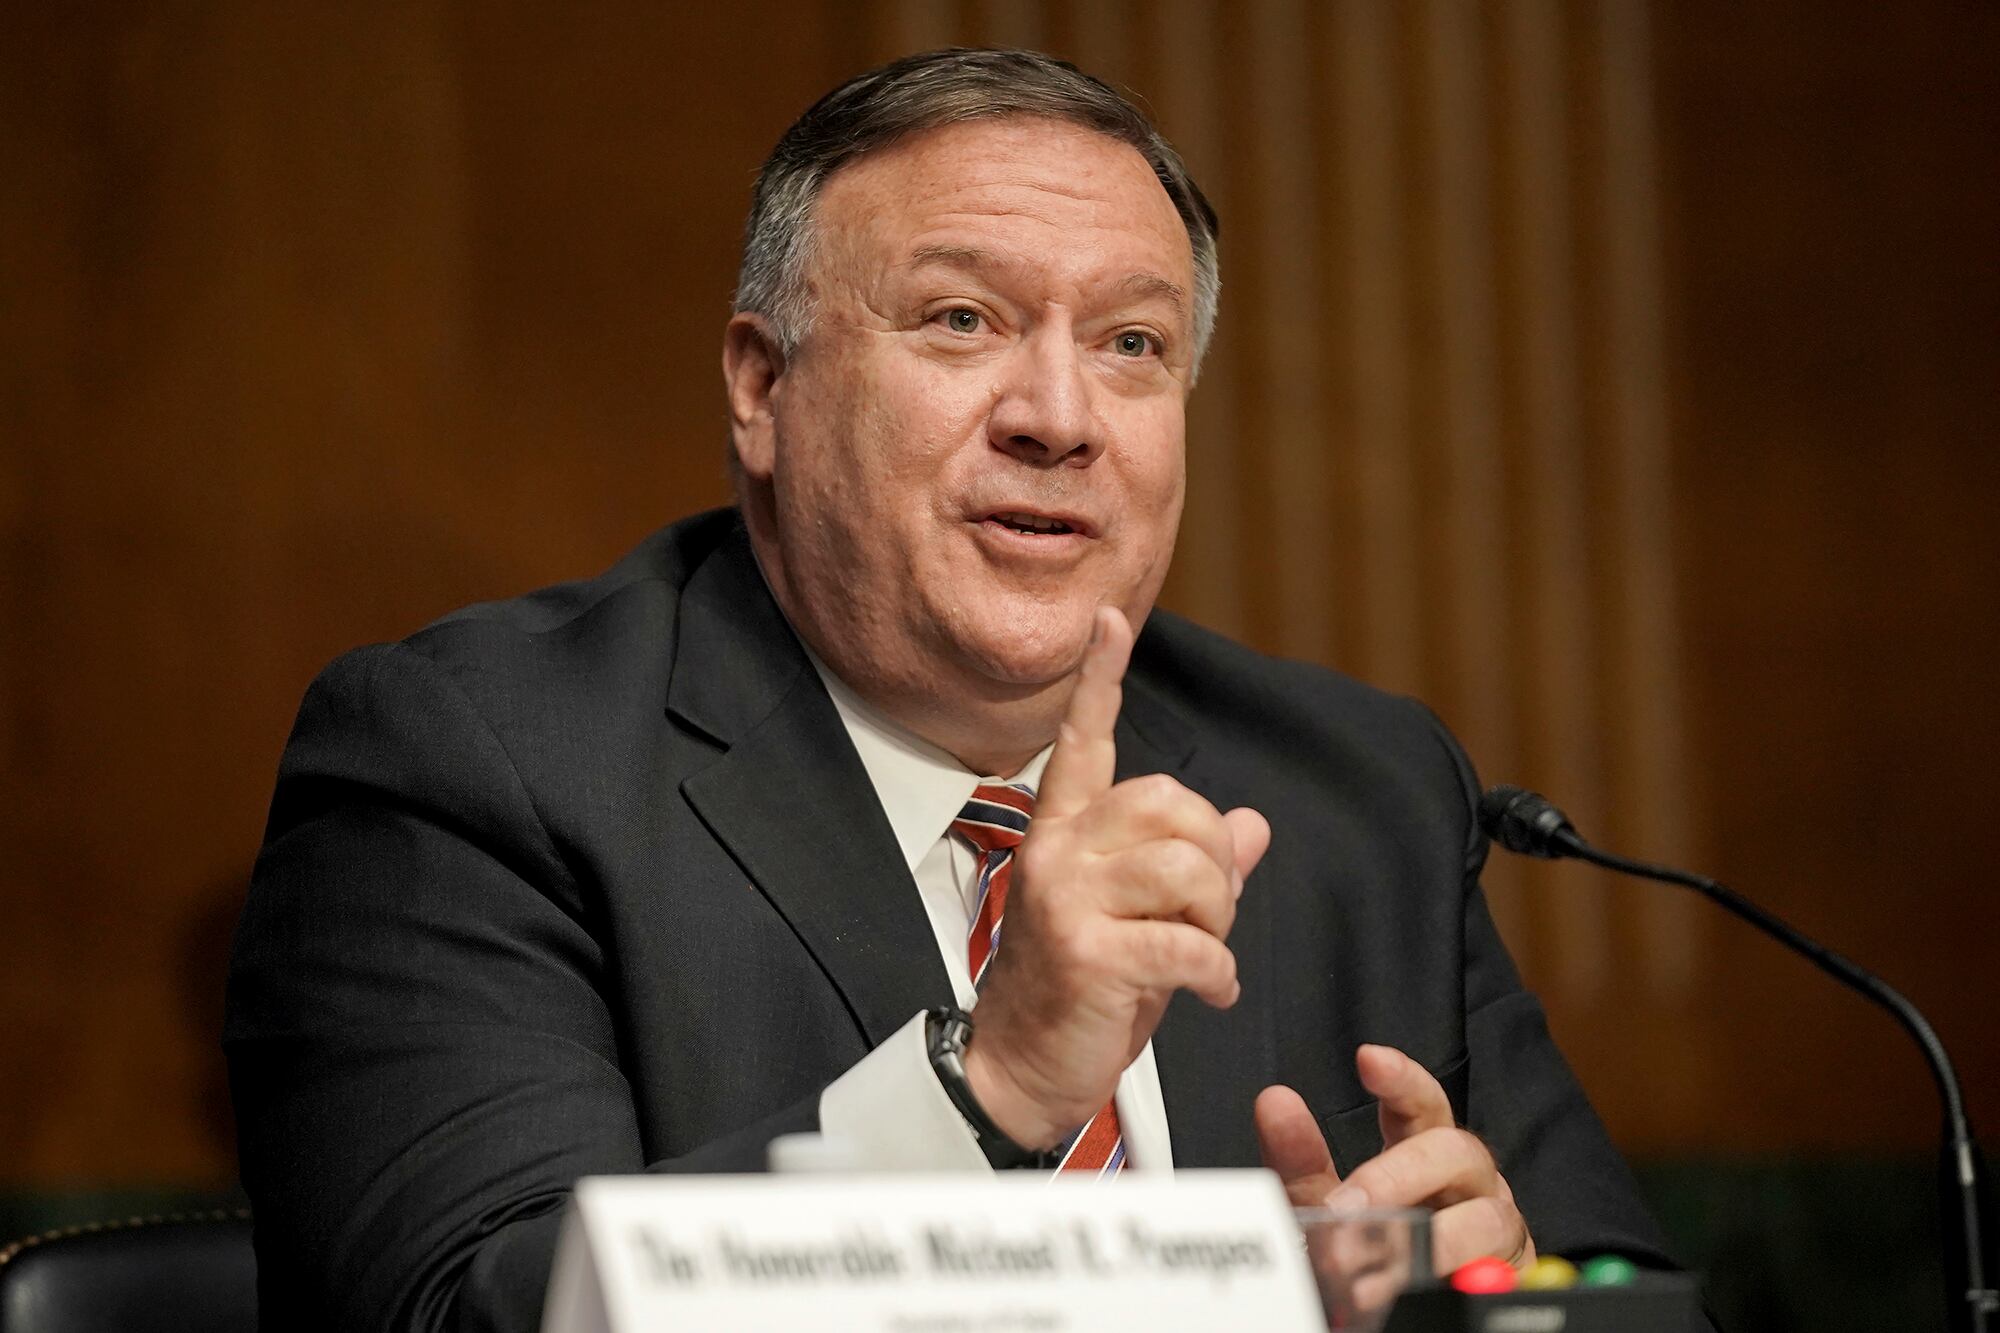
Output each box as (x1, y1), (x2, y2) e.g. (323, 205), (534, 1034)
(942, 308), (983, 334)
(1113, 330), (1157, 358)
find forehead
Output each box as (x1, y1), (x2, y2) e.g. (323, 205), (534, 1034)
(811, 117), (1195, 297)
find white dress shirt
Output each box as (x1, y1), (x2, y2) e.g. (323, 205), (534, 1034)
(807, 655), (1175, 1172)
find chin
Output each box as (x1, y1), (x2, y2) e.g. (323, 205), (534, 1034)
(950, 611), (1094, 689)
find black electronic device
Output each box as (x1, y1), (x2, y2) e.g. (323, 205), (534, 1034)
(1381, 1271), (1702, 1333)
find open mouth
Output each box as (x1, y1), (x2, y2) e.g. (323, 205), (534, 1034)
(986, 511), (1078, 536)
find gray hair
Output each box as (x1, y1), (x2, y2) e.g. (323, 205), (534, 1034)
(733, 47), (1222, 375)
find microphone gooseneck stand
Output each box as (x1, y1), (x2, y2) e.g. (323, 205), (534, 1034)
(1477, 784), (1996, 1333)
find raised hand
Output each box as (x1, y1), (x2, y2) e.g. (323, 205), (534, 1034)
(964, 605), (1272, 1150)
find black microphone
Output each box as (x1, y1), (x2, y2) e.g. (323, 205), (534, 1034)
(1477, 784), (1583, 858)
(1478, 785), (1996, 1333)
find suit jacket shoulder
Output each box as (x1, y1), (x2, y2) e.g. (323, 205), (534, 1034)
(1131, 606), (1482, 861)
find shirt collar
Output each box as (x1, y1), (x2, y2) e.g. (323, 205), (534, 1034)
(804, 648), (1053, 873)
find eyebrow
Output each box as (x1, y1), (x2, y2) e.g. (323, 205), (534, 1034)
(902, 243), (1189, 319)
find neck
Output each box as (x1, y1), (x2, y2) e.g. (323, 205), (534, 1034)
(808, 644), (1061, 778)
(907, 706), (1054, 780)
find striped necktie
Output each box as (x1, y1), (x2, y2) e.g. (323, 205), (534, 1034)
(951, 783), (1126, 1175)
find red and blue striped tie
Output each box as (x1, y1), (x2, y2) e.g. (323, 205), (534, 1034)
(952, 783), (1126, 1176)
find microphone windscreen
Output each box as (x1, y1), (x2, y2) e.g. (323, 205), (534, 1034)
(1477, 785), (1577, 859)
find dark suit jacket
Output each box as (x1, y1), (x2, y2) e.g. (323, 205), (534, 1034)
(225, 508), (1676, 1332)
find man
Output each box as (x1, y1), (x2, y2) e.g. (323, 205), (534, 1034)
(227, 48), (1678, 1332)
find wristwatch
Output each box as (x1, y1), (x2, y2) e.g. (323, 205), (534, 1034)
(924, 1006), (1064, 1170)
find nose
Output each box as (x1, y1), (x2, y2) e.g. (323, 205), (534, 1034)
(987, 322), (1103, 468)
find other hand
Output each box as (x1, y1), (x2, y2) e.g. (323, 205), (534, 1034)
(1256, 1045), (1534, 1311)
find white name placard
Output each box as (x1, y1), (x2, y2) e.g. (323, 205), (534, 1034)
(541, 1170), (1324, 1333)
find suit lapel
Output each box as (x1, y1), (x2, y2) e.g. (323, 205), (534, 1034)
(1119, 673), (1273, 1169)
(668, 528), (953, 1047)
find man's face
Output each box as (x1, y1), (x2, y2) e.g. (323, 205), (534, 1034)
(731, 116), (1195, 738)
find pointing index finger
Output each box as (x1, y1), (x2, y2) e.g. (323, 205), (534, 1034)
(1037, 606), (1133, 820)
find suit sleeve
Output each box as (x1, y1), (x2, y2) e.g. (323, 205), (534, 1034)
(225, 643), (821, 1333)
(1416, 707), (1687, 1270)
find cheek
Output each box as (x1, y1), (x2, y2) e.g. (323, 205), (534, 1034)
(1108, 417), (1186, 589)
(784, 360), (892, 498)
(783, 358), (978, 561)
(855, 358), (990, 497)
(1121, 412), (1188, 516)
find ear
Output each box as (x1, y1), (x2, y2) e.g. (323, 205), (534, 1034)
(722, 312), (786, 482)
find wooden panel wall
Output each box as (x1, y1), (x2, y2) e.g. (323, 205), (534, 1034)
(0, 0), (855, 1185)
(1651, 1), (2000, 1149)
(3, 1), (1994, 1189)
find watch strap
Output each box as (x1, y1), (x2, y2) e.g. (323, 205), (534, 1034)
(924, 1006), (1063, 1170)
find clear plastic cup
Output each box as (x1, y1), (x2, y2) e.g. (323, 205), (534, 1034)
(1292, 1206), (1433, 1331)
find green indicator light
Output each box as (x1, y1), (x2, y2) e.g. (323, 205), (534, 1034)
(1579, 1254), (1639, 1287)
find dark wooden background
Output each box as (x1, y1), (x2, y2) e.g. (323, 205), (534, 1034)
(3, 2), (1995, 1198)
